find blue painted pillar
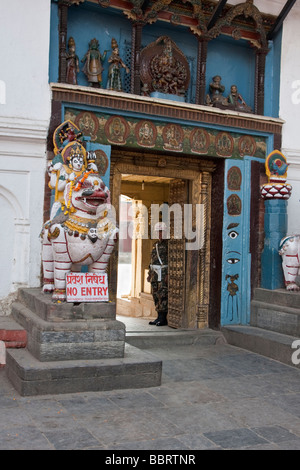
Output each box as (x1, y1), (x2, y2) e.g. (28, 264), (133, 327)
(261, 199), (287, 289)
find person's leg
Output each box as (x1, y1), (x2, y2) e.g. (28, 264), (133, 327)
(156, 309), (168, 326)
(156, 285), (168, 326)
(149, 283), (159, 325)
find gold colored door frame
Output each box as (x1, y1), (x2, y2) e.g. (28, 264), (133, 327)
(109, 150), (214, 329)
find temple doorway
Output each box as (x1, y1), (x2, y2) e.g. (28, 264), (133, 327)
(110, 151), (215, 329)
(116, 174), (173, 321)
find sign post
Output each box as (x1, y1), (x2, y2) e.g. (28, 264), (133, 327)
(66, 273), (109, 302)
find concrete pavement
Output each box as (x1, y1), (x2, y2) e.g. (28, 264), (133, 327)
(0, 315), (300, 450)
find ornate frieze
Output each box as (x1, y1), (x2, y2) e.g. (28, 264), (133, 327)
(51, 84), (283, 137)
(64, 105), (267, 160)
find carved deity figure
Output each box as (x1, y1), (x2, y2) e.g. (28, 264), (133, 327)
(106, 38), (129, 91)
(151, 38), (187, 96)
(47, 121), (98, 219)
(41, 121), (118, 302)
(66, 37), (79, 85)
(140, 36), (190, 98)
(227, 85), (252, 113)
(82, 38), (108, 87)
(206, 75), (226, 106)
(207, 78), (252, 113)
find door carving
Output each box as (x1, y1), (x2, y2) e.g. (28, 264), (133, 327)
(168, 179), (187, 329)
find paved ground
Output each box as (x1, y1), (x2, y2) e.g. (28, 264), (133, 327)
(0, 316), (300, 451)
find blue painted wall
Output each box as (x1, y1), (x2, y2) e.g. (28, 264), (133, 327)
(49, 0), (282, 117)
(206, 35), (255, 111)
(264, 30), (282, 117)
(49, 2), (132, 89)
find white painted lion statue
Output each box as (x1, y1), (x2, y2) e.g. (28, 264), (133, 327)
(279, 235), (300, 291)
(41, 172), (118, 301)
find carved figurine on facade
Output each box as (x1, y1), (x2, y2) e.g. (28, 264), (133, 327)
(82, 38), (108, 87)
(48, 121), (97, 219)
(140, 36), (190, 98)
(106, 38), (129, 92)
(206, 78), (252, 113)
(41, 121), (118, 302)
(225, 85), (252, 113)
(206, 75), (226, 106)
(66, 37), (79, 85)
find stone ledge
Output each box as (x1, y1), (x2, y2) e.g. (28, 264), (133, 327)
(6, 344), (162, 396)
(0, 316), (27, 349)
(51, 83), (284, 135)
(17, 288), (116, 322)
(12, 300), (125, 362)
(222, 325), (300, 368)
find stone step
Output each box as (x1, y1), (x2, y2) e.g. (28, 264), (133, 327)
(222, 325), (300, 368)
(125, 328), (226, 349)
(5, 288), (163, 396)
(253, 288), (300, 309)
(6, 343), (162, 396)
(17, 287), (116, 322)
(251, 299), (300, 336)
(0, 315), (27, 348)
(11, 301), (125, 362)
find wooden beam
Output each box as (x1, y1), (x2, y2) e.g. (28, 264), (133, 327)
(207, 0), (228, 29)
(267, 0), (297, 40)
(141, 0), (151, 14)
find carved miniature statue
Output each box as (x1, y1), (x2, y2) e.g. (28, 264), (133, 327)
(140, 36), (190, 98)
(48, 129), (98, 219)
(150, 37), (187, 96)
(82, 38), (108, 87)
(41, 121), (118, 302)
(106, 38), (129, 92)
(207, 75), (226, 106)
(226, 85), (252, 113)
(66, 37), (79, 85)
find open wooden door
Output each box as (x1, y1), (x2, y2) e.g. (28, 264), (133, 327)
(167, 179), (188, 329)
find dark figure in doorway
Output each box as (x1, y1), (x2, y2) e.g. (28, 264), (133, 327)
(147, 222), (168, 326)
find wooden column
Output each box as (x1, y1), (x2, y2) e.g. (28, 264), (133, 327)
(255, 48), (268, 115)
(195, 38), (208, 105)
(58, 1), (69, 83)
(130, 22), (143, 95)
(197, 171), (211, 329)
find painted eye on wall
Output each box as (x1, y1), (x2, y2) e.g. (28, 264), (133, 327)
(228, 230), (239, 239)
(227, 258), (240, 264)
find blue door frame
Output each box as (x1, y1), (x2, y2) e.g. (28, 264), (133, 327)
(221, 158), (253, 326)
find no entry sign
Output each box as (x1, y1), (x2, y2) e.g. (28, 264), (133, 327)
(66, 273), (109, 302)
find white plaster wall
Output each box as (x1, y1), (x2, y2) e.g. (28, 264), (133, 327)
(0, 0), (51, 122)
(279, 3), (300, 235)
(0, 0), (51, 307)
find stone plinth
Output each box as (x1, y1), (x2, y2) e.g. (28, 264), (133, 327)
(5, 288), (162, 396)
(12, 288), (124, 361)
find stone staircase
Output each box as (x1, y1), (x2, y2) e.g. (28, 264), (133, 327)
(222, 288), (300, 368)
(4, 288), (162, 396)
